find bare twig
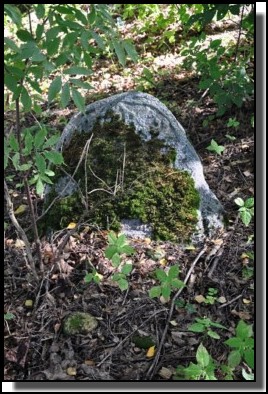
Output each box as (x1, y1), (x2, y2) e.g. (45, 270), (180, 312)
(146, 245), (207, 380)
(4, 180), (39, 281)
(218, 294), (243, 309)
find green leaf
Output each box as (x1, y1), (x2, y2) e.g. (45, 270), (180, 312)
(73, 8), (88, 25)
(121, 263), (132, 275)
(236, 320), (253, 339)
(35, 4), (45, 19)
(196, 343), (210, 368)
(207, 330), (220, 339)
(35, 153), (46, 174)
(11, 152), (20, 170)
(210, 39), (222, 49)
(46, 38), (60, 56)
(156, 269), (167, 282)
(112, 39), (126, 66)
(112, 253), (121, 267)
(24, 130), (33, 154)
(184, 363), (202, 380)
(84, 273), (93, 283)
(122, 39), (138, 62)
(87, 7), (96, 24)
(90, 30), (105, 50)
(120, 245), (135, 255)
(108, 232), (118, 244)
(9, 134), (19, 152)
(4, 4), (22, 26)
(244, 198), (254, 209)
(16, 29), (34, 42)
(45, 169), (55, 177)
(118, 278), (128, 291)
(4, 73), (18, 93)
(64, 66), (93, 76)
(234, 197), (244, 207)
(209, 321), (227, 330)
(81, 30), (91, 50)
(207, 139), (225, 155)
(4, 312), (15, 320)
(105, 245), (117, 259)
(71, 88), (85, 113)
(4, 37), (20, 53)
(161, 283), (171, 299)
(116, 234), (127, 248)
(188, 323), (205, 333)
(43, 151), (64, 165)
(224, 337), (243, 348)
(149, 286), (162, 298)
(240, 211), (252, 226)
(34, 127), (47, 149)
(36, 177), (44, 196)
(18, 163), (32, 171)
(112, 273), (122, 281)
(228, 350), (241, 368)
(48, 76), (62, 103)
(168, 265), (179, 279)
(43, 134), (60, 149)
(61, 83), (70, 108)
(21, 87), (32, 112)
(171, 279), (185, 289)
(40, 173), (54, 184)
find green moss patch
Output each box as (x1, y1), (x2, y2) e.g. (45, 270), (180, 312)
(43, 113), (200, 242)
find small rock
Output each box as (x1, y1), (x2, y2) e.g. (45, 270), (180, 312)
(63, 312), (98, 335)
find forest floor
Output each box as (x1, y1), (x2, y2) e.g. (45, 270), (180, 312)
(4, 14), (254, 381)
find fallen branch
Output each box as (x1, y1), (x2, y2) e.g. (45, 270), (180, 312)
(145, 245), (207, 380)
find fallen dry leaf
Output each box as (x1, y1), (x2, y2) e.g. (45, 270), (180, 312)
(217, 296), (227, 304)
(14, 239), (25, 248)
(231, 310), (251, 320)
(146, 345), (155, 358)
(66, 367), (77, 376)
(66, 222), (77, 229)
(195, 295), (206, 303)
(158, 367), (173, 379)
(14, 204), (27, 215)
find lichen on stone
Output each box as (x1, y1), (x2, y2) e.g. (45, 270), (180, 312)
(43, 113), (200, 243)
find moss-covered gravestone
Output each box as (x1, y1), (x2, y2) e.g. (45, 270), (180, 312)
(44, 92), (224, 243)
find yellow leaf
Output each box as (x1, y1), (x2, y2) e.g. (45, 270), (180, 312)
(14, 204), (27, 215)
(67, 222), (77, 229)
(66, 367), (77, 376)
(243, 298), (251, 304)
(146, 345), (155, 358)
(195, 295), (206, 303)
(159, 258), (167, 266)
(217, 296), (227, 304)
(25, 299), (33, 308)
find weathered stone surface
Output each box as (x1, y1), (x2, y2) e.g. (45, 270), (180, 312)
(47, 91), (224, 241)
